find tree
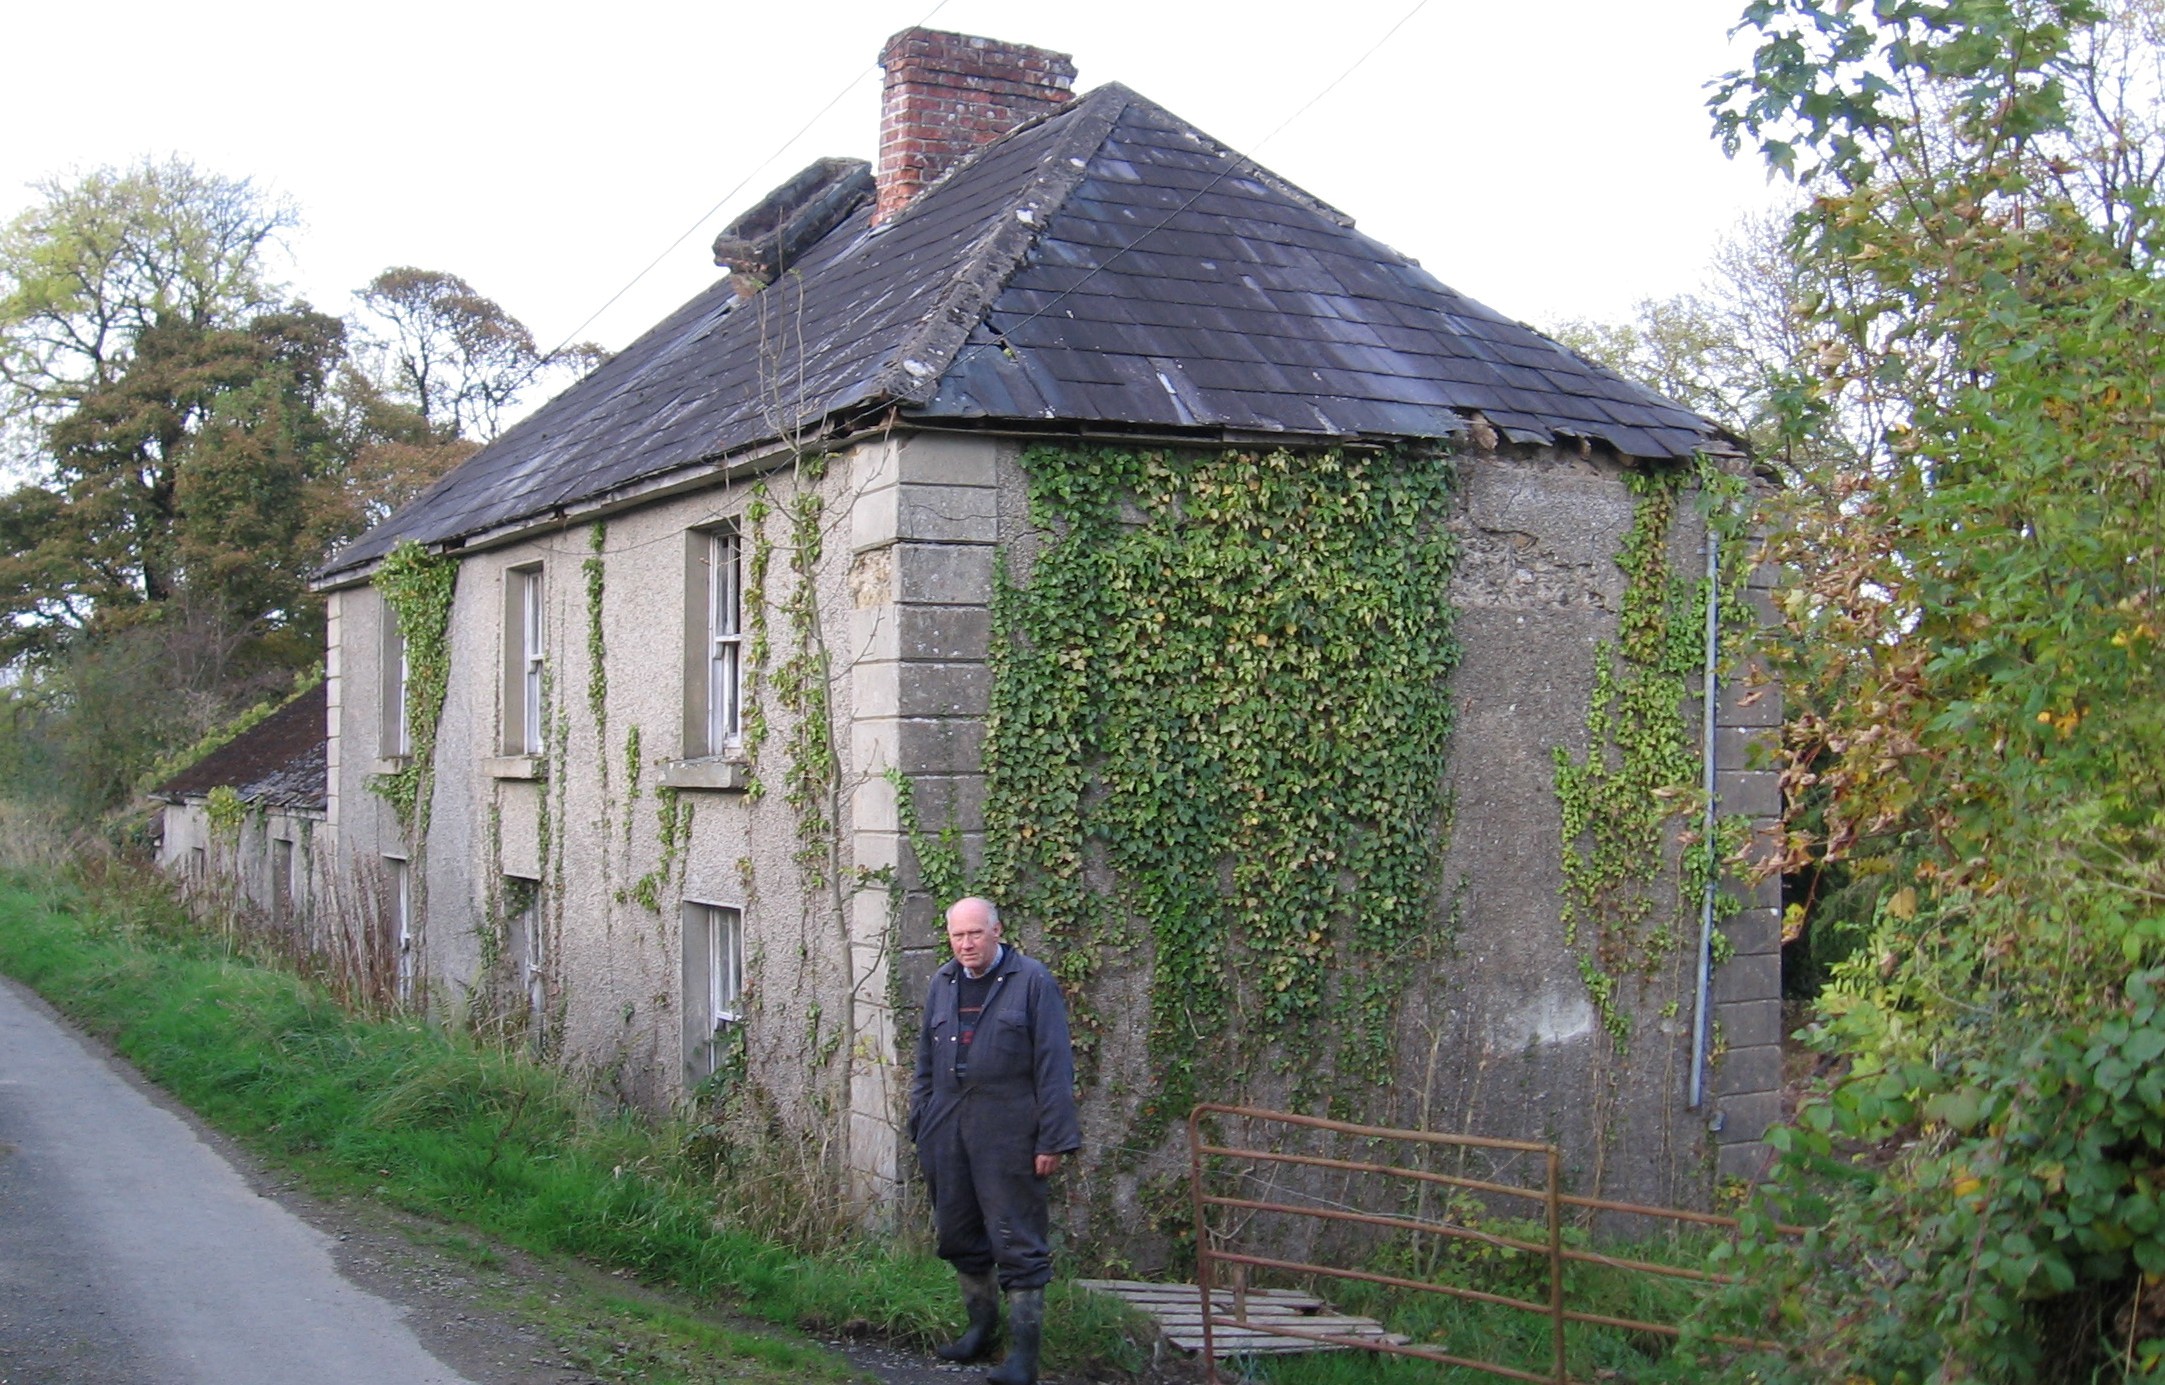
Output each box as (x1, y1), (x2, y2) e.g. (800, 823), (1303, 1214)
(1699, 2), (2165, 1378)
(351, 266), (602, 442)
(0, 157), (293, 436)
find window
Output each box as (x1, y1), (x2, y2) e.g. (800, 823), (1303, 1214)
(503, 564), (544, 756)
(682, 902), (744, 1081)
(271, 837), (294, 926)
(381, 599), (410, 758)
(504, 877), (545, 1038)
(682, 528), (743, 759)
(389, 856), (414, 1002)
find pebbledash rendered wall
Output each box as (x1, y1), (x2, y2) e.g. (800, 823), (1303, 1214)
(321, 426), (1781, 1218)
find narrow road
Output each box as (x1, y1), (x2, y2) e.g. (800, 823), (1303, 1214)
(0, 975), (475, 1385)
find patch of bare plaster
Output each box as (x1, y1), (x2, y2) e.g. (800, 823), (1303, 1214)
(849, 548), (893, 608)
(1449, 454), (1632, 612)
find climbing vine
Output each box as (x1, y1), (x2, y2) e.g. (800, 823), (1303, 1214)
(369, 540), (458, 835)
(1552, 466), (1705, 1045)
(204, 784), (247, 843)
(770, 459), (837, 892)
(1552, 460), (1753, 1048)
(584, 522), (609, 746)
(980, 443), (1460, 1138)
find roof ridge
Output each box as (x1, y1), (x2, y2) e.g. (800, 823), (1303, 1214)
(870, 84), (1133, 405)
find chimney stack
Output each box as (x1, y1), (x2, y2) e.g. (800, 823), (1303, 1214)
(875, 28), (1076, 225)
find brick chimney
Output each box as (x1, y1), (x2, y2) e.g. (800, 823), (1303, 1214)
(874, 28), (1077, 225)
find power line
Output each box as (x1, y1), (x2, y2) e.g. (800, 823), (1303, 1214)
(531, 0), (954, 367)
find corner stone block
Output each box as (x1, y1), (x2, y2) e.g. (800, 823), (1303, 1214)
(1713, 725), (1779, 771)
(1715, 1088), (1783, 1146)
(894, 431), (1000, 488)
(1717, 997), (1785, 1050)
(897, 605), (991, 663)
(1713, 950), (1781, 1005)
(851, 717), (903, 777)
(852, 773), (902, 837)
(894, 483), (998, 545)
(1713, 1043), (1782, 1099)
(899, 894), (942, 951)
(1715, 770), (1781, 819)
(1716, 1140), (1773, 1184)
(893, 543), (996, 606)
(896, 943), (940, 1009)
(893, 718), (987, 775)
(1722, 906), (1782, 958)
(895, 662), (991, 717)
(903, 774), (987, 835)
(1718, 677), (1783, 729)
(1724, 868), (1782, 911)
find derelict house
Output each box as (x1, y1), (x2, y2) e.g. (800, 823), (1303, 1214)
(290, 28), (1784, 1226)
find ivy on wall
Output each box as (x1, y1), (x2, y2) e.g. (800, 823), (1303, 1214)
(979, 443), (1461, 1136)
(370, 540), (457, 835)
(1552, 461), (1754, 1051)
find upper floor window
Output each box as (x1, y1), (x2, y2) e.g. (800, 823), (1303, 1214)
(503, 564), (544, 756)
(683, 527), (743, 758)
(381, 598), (410, 759)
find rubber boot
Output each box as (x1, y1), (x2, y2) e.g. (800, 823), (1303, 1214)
(986, 1288), (1044, 1385)
(935, 1270), (1001, 1363)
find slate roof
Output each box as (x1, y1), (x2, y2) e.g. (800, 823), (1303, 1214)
(320, 83), (1727, 583)
(152, 683), (327, 811)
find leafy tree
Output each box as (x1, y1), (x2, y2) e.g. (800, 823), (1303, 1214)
(1697, 1), (2165, 1378)
(0, 157), (293, 437)
(351, 266), (602, 442)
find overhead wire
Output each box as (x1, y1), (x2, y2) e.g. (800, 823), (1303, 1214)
(520, 0), (954, 378)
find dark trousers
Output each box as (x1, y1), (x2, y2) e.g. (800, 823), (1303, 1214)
(918, 1114), (1053, 1291)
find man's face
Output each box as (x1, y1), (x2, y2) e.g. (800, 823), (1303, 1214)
(946, 903), (1001, 972)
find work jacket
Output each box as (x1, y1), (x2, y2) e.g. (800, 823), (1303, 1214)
(907, 946), (1082, 1157)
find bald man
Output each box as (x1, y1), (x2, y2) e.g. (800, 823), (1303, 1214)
(906, 896), (1080, 1385)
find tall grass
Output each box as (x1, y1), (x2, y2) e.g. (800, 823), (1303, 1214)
(0, 856), (1144, 1374)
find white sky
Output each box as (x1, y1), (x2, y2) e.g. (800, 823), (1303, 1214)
(5, 0), (1781, 366)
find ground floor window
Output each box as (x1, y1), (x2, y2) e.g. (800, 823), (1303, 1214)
(682, 902), (743, 1082)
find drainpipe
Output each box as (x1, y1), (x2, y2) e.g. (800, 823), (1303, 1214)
(1688, 519), (1720, 1111)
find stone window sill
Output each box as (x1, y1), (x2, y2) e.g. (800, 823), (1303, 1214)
(483, 754), (548, 781)
(373, 755), (412, 775)
(659, 756), (750, 792)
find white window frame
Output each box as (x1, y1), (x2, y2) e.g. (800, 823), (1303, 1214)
(706, 529), (743, 755)
(683, 902), (744, 1081)
(504, 564), (544, 756)
(382, 601), (410, 759)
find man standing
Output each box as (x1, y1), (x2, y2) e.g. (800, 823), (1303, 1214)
(908, 896), (1081, 1385)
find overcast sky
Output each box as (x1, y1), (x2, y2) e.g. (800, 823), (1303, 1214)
(6, 0), (1781, 365)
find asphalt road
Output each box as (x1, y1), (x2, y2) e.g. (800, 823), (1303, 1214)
(0, 975), (475, 1385)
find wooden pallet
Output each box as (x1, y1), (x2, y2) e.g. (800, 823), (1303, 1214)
(1075, 1279), (1412, 1357)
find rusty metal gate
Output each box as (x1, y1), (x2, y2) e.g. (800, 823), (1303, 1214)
(1186, 1103), (1778, 1383)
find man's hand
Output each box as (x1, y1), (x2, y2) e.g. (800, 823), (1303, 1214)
(1034, 1153), (1062, 1177)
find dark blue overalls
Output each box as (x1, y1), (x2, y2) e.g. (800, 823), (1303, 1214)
(907, 946), (1081, 1290)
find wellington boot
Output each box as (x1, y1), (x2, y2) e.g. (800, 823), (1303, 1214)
(934, 1270), (1001, 1363)
(985, 1287), (1043, 1385)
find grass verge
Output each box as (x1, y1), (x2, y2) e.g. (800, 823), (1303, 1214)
(0, 865), (1148, 1379)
